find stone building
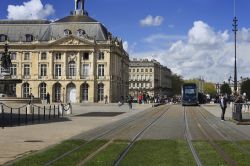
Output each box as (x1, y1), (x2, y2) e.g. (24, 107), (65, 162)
(0, 0), (129, 103)
(129, 59), (172, 97)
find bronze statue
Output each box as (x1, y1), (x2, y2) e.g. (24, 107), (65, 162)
(1, 44), (12, 70)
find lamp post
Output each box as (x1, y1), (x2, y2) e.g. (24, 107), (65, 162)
(233, 16), (238, 94)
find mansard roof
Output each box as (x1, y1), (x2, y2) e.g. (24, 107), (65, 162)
(0, 20), (50, 24)
(0, 15), (109, 41)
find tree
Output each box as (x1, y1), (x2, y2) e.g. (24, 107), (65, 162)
(204, 82), (217, 97)
(171, 74), (184, 96)
(241, 79), (250, 100)
(220, 83), (232, 95)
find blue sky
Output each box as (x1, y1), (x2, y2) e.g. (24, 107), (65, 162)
(1, 0), (250, 82)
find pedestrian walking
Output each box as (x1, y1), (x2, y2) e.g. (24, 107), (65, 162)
(220, 94), (227, 121)
(127, 95), (132, 109)
(29, 93), (34, 104)
(104, 95), (108, 104)
(46, 92), (50, 104)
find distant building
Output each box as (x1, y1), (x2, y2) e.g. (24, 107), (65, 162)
(129, 59), (172, 97)
(0, 0), (129, 103)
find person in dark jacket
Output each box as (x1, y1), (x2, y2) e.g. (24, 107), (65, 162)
(46, 93), (50, 104)
(220, 94), (227, 121)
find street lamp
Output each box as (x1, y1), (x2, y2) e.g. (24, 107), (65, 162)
(232, 15), (238, 94)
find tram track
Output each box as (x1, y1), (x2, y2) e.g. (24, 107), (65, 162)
(189, 107), (238, 166)
(112, 105), (170, 166)
(198, 107), (250, 156)
(183, 107), (203, 166)
(43, 105), (170, 166)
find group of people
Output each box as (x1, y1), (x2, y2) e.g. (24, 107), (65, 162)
(219, 93), (245, 121)
(28, 92), (51, 104)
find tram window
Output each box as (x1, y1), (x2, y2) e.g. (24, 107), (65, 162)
(184, 89), (195, 94)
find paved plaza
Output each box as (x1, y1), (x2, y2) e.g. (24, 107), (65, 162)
(0, 103), (151, 165)
(1, 103), (250, 165)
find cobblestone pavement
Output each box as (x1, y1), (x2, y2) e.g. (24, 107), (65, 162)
(0, 103), (151, 165)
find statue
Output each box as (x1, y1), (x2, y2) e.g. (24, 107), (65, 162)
(75, 0), (85, 10)
(1, 44), (12, 70)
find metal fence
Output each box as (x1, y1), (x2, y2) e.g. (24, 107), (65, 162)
(0, 103), (72, 128)
(232, 103), (250, 122)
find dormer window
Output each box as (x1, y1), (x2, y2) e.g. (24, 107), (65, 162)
(0, 34), (7, 42)
(64, 29), (72, 36)
(77, 29), (85, 36)
(25, 34), (33, 42)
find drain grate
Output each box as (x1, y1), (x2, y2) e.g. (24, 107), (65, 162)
(75, 112), (125, 117)
(24, 140), (44, 143)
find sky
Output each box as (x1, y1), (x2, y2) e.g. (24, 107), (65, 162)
(1, 0), (250, 83)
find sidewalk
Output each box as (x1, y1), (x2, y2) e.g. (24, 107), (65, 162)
(0, 103), (151, 165)
(201, 103), (232, 118)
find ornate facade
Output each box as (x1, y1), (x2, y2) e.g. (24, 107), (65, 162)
(129, 59), (172, 97)
(0, 0), (129, 103)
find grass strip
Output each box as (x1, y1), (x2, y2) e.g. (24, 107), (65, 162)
(51, 140), (107, 166)
(192, 141), (226, 166)
(85, 140), (129, 166)
(216, 141), (250, 166)
(11, 140), (85, 166)
(238, 140), (250, 151)
(120, 140), (195, 166)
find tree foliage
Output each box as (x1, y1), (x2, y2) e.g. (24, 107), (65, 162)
(241, 79), (250, 99)
(220, 83), (232, 95)
(171, 74), (184, 96)
(204, 82), (217, 97)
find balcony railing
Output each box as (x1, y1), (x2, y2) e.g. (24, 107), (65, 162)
(23, 75), (30, 79)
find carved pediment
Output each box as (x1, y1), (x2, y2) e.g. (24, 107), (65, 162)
(49, 36), (95, 46)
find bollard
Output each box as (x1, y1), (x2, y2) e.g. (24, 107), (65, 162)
(1, 105), (4, 129)
(58, 105), (60, 118)
(10, 108), (13, 127)
(53, 105), (56, 119)
(25, 107), (28, 124)
(32, 106), (34, 124)
(38, 107), (40, 122)
(18, 108), (20, 126)
(49, 105), (51, 120)
(44, 106), (46, 120)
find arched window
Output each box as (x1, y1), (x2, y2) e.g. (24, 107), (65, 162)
(82, 83), (88, 101)
(39, 83), (46, 100)
(54, 83), (61, 102)
(77, 29), (86, 36)
(68, 61), (76, 78)
(64, 29), (72, 36)
(0, 34), (7, 42)
(98, 83), (104, 101)
(22, 83), (30, 98)
(25, 34), (33, 42)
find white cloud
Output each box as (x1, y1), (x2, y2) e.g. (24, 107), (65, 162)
(140, 15), (164, 27)
(144, 34), (186, 43)
(7, 0), (55, 20)
(131, 20), (250, 83)
(123, 41), (129, 52)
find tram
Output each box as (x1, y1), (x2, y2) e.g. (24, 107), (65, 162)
(181, 83), (199, 106)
